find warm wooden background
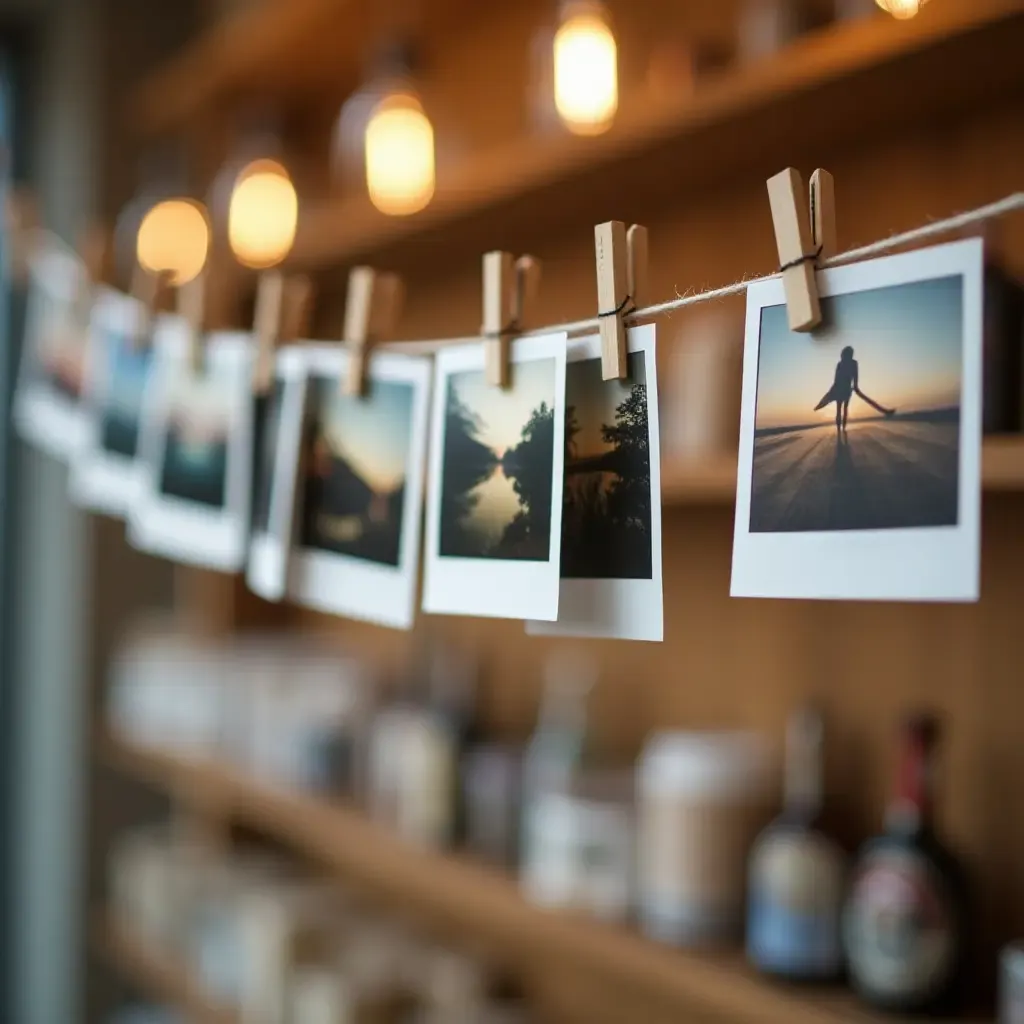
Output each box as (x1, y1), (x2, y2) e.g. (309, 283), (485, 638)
(93, 0), (1024, 1017)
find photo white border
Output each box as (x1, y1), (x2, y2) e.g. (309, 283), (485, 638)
(528, 324), (663, 641)
(129, 322), (254, 572)
(247, 354), (309, 603)
(731, 238), (983, 603)
(13, 235), (90, 459)
(70, 287), (155, 515)
(423, 332), (567, 621)
(281, 343), (433, 630)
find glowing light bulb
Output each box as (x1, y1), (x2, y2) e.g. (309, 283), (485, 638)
(553, 2), (618, 136)
(875, 0), (929, 18)
(135, 198), (210, 285)
(364, 92), (435, 216)
(227, 158), (298, 268)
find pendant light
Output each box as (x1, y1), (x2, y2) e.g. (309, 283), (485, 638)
(334, 42), (436, 217)
(874, 0), (930, 17)
(553, 0), (618, 136)
(135, 198), (210, 285)
(211, 111), (300, 269)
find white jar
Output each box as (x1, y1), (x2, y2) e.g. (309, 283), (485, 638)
(638, 731), (770, 947)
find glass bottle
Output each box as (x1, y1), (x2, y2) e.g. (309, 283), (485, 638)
(843, 713), (968, 1015)
(747, 705), (846, 980)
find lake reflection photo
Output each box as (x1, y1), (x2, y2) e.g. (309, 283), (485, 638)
(301, 375), (414, 567)
(561, 352), (652, 579)
(439, 358), (556, 561)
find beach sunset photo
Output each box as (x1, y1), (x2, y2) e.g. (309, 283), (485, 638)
(301, 375), (414, 566)
(751, 275), (963, 533)
(439, 358), (556, 561)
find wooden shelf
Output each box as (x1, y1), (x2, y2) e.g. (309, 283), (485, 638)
(99, 732), (984, 1024)
(288, 1), (1024, 268)
(93, 914), (236, 1024)
(662, 436), (1024, 506)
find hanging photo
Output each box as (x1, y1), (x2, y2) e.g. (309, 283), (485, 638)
(13, 234), (92, 458)
(70, 288), (157, 514)
(129, 323), (254, 571)
(732, 239), (983, 602)
(247, 360), (309, 602)
(528, 324), (663, 641)
(283, 344), (432, 630)
(423, 333), (567, 621)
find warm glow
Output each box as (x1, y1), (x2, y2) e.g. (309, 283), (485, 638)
(365, 93), (435, 216)
(553, 4), (618, 136)
(227, 159), (298, 268)
(136, 199), (210, 285)
(875, 0), (929, 18)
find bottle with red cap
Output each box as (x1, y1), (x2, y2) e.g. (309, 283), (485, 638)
(842, 712), (968, 1015)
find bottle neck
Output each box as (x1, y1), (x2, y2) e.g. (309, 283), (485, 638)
(886, 717), (937, 836)
(783, 707), (824, 823)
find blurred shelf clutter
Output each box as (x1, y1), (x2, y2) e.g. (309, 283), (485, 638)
(100, 626), (991, 1024)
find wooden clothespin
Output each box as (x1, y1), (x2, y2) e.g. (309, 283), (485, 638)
(252, 271), (314, 395)
(176, 270), (207, 375)
(767, 167), (836, 332)
(343, 266), (403, 397)
(595, 221), (648, 380)
(483, 251), (541, 388)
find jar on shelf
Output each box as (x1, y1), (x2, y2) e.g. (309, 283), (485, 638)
(637, 731), (770, 946)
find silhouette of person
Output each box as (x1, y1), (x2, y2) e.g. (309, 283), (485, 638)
(814, 346), (896, 430)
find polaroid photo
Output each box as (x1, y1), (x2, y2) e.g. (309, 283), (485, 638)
(423, 333), (567, 621)
(69, 288), (158, 514)
(129, 322), (255, 571)
(13, 234), (91, 458)
(246, 360), (309, 602)
(528, 324), (663, 641)
(282, 344), (433, 630)
(732, 238), (983, 603)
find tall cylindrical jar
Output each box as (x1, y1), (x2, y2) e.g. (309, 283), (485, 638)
(638, 731), (770, 946)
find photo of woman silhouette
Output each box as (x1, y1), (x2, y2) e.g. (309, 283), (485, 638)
(813, 345), (896, 430)
(748, 275), (965, 533)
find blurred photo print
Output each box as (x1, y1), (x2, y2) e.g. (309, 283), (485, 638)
(247, 365), (310, 602)
(529, 325), (663, 641)
(14, 235), (92, 458)
(732, 239), (983, 602)
(71, 288), (157, 514)
(130, 325), (254, 571)
(286, 345), (432, 630)
(423, 333), (567, 621)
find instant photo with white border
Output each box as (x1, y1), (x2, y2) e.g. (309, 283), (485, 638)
(423, 332), (567, 621)
(129, 322), (254, 571)
(528, 325), (663, 641)
(13, 234), (91, 458)
(70, 287), (157, 514)
(732, 238), (983, 603)
(247, 358), (309, 603)
(281, 344), (433, 630)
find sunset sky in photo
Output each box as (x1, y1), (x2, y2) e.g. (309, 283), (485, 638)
(755, 276), (963, 431)
(568, 352), (645, 456)
(448, 358), (556, 456)
(317, 376), (413, 493)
